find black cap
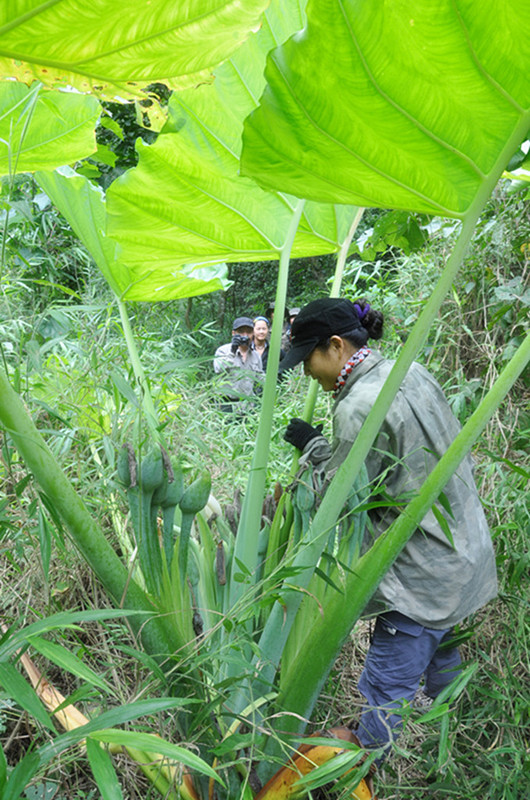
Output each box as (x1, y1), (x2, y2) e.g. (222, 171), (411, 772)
(279, 298), (365, 371)
(232, 316), (254, 330)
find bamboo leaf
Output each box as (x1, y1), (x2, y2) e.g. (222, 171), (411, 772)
(0, 662), (55, 731)
(0, 0), (271, 99)
(88, 730), (223, 784)
(242, 0), (530, 215)
(38, 698), (200, 762)
(109, 368), (140, 408)
(26, 635), (110, 693)
(0, 82), (99, 175)
(431, 504), (455, 548)
(414, 703), (451, 724)
(86, 738), (124, 800)
(2, 751), (41, 800)
(313, 566), (344, 595)
(0, 609), (147, 661)
(37, 506), (51, 585)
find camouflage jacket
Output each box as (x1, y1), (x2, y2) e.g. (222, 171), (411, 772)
(301, 350), (497, 629)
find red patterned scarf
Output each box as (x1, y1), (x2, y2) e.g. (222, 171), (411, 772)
(333, 346), (371, 399)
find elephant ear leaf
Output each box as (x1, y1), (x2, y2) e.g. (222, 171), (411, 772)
(35, 167), (231, 302)
(241, 0), (530, 217)
(106, 0), (359, 274)
(0, 83), (99, 175)
(0, 0), (271, 99)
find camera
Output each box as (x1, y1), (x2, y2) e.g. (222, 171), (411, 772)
(231, 334), (251, 352)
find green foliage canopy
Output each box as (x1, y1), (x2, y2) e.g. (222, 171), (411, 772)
(241, 0), (530, 216)
(106, 0), (359, 276)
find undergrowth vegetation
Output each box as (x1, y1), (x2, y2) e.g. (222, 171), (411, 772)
(0, 176), (528, 799)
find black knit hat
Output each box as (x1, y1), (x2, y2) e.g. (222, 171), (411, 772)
(279, 298), (366, 371)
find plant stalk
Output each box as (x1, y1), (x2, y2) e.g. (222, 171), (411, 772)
(117, 297), (162, 441)
(301, 207), (364, 427)
(228, 199), (306, 609)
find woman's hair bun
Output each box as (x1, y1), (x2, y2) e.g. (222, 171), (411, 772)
(353, 299), (384, 340)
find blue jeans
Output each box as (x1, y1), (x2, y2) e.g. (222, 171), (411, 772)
(356, 611), (461, 755)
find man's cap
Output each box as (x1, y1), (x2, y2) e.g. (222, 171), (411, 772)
(232, 316), (254, 330)
(279, 298), (364, 371)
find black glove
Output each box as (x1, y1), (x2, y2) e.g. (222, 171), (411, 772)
(284, 418), (324, 450)
(231, 333), (250, 353)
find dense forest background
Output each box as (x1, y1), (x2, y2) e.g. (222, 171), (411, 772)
(0, 100), (528, 800)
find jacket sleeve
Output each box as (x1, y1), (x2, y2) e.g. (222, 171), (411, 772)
(214, 345), (236, 374)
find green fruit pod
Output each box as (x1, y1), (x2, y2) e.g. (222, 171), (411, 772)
(179, 471), (212, 516)
(117, 443), (135, 487)
(139, 448), (164, 494)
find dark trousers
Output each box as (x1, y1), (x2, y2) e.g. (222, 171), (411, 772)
(356, 611), (461, 756)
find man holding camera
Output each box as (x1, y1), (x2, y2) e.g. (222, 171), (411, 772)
(213, 316), (264, 412)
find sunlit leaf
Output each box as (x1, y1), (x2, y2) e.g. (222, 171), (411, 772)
(106, 0), (360, 271)
(0, 82), (99, 174)
(35, 166), (119, 292)
(36, 167), (231, 301)
(0, 0), (271, 99)
(241, 0), (530, 216)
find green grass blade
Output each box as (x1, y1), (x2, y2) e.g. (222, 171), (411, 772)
(2, 751), (40, 800)
(0, 662), (54, 731)
(88, 730), (223, 784)
(26, 635), (110, 693)
(86, 738), (124, 800)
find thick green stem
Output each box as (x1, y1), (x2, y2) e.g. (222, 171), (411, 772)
(0, 368), (181, 659)
(228, 199), (306, 609)
(117, 298), (161, 441)
(277, 328), (530, 728)
(221, 200), (306, 686)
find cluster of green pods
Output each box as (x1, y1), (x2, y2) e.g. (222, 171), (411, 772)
(117, 443), (211, 593)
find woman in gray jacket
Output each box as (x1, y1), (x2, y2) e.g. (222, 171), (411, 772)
(281, 297), (497, 759)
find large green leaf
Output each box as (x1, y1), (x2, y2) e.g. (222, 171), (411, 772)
(0, 82), (99, 174)
(36, 167), (230, 301)
(0, 0), (271, 99)
(106, 0), (359, 270)
(241, 0), (530, 217)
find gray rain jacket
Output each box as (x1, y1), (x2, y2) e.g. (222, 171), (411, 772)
(213, 343), (263, 399)
(301, 351), (497, 629)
